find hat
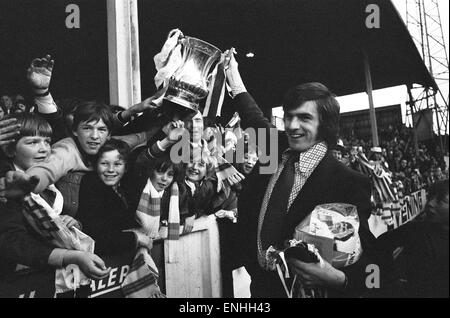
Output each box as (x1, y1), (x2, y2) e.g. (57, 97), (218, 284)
(370, 146), (382, 153)
(333, 139), (345, 151)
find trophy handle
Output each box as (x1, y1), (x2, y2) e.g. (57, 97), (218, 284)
(167, 28), (184, 42)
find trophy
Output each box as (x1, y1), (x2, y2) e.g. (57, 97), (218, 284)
(164, 35), (222, 111)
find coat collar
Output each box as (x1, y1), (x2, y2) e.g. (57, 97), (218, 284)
(286, 151), (336, 213)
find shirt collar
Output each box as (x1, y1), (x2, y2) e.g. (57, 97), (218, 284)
(13, 163), (24, 173)
(282, 142), (328, 174)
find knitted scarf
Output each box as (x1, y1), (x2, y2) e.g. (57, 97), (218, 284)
(21, 184), (95, 295)
(121, 182), (180, 298)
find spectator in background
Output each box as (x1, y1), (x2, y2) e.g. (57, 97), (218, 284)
(0, 104), (7, 120)
(398, 159), (408, 174)
(375, 180), (449, 297)
(11, 98), (30, 114)
(331, 139), (345, 163)
(0, 95), (13, 114)
(433, 167), (445, 181)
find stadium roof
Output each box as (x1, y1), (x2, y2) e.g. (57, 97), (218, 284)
(139, 0), (437, 112)
(1, 0), (438, 114)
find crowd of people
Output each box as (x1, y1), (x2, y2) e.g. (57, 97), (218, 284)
(330, 125), (448, 196)
(0, 50), (448, 298)
(0, 54), (260, 297)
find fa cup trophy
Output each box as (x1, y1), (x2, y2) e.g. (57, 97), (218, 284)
(164, 35), (222, 111)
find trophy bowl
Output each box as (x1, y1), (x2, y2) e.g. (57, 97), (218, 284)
(165, 36), (222, 111)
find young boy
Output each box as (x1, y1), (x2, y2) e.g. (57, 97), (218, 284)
(0, 113), (109, 280)
(0, 100), (149, 215)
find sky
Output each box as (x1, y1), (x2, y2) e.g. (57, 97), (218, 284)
(336, 0), (449, 130)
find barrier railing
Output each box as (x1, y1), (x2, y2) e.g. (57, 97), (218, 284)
(368, 189), (427, 238)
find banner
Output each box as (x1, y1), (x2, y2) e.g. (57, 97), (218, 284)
(368, 189), (427, 238)
(0, 215), (221, 298)
(0, 245), (143, 298)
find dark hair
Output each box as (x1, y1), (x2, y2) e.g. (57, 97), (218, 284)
(7, 112), (52, 139)
(245, 143), (260, 157)
(2, 112), (52, 156)
(282, 82), (340, 146)
(97, 139), (131, 166)
(56, 97), (85, 131)
(149, 153), (181, 179)
(72, 101), (114, 133)
(11, 99), (31, 113)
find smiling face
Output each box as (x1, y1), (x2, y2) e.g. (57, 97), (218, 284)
(238, 151), (259, 175)
(13, 136), (51, 171)
(96, 149), (126, 188)
(150, 166), (175, 192)
(184, 111), (204, 144)
(186, 161), (207, 182)
(73, 119), (110, 155)
(284, 101), (321, 152)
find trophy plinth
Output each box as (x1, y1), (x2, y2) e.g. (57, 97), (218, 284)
(164, 36), (222, 111)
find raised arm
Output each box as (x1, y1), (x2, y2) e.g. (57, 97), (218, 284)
(27, 54), (67, 142)
(225, 49), (274, 130)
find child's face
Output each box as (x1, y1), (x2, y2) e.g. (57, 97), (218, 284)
(13, 136), (51, 171)
(150, 167), (174, 192)
(14, 103), (27, 113)
(73, 119), (110, 155)
(186, 161), (207, 182)
(1, 95), (13, 109)
(239, 152), (259, 175)
(96, 150), (126, 188)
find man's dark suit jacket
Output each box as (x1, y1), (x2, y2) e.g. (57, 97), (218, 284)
(234, 92), (376, 298)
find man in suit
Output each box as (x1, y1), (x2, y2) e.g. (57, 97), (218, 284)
(225, 51), (376, 297)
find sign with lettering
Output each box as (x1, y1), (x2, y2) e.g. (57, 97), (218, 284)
(0, 250), (135, 298)
(368, 189), (427, 237)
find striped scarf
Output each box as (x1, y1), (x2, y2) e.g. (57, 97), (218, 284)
(203, 54), (227, 119)
(121, 182), (180, 298)
(21, 185), (95, 294)
(357, 153), (396, 203)
(356, 153), (401, 226)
